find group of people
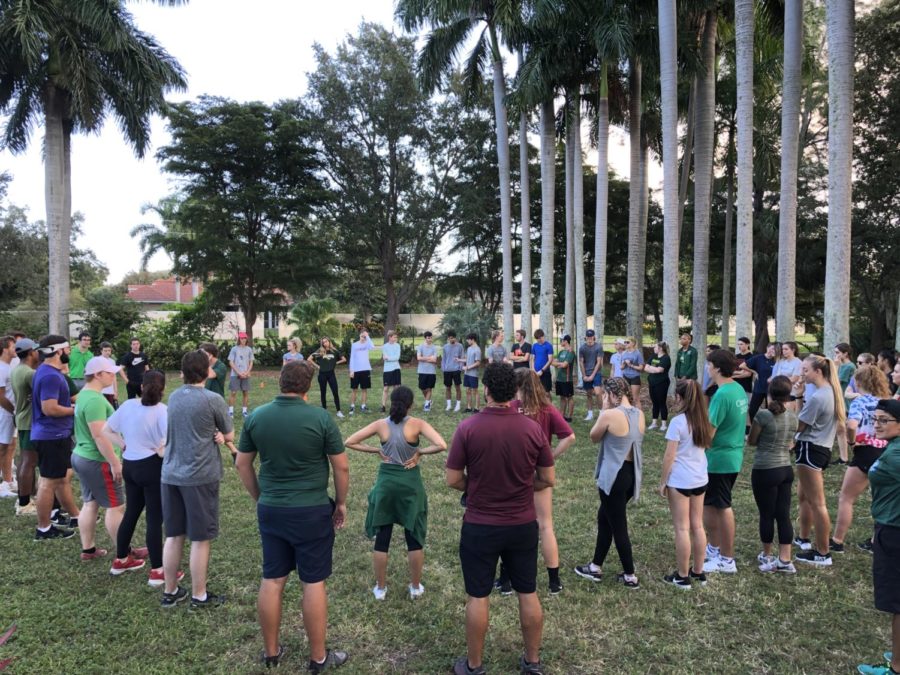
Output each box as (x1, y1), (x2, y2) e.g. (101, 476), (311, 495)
(2, 326), (900, 675)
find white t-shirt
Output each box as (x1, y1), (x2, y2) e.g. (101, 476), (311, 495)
(0, 360), (14, 410)
(349, 340), (374, 372)
(664, 413), (709, 490)
(106, 399), (167, 461)
(382, 343), (401, 373)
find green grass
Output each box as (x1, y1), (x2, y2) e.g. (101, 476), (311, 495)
(0, 368), (887, 673)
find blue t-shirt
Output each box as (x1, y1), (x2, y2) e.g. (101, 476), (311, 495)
(30, 363), (74, 441)
(621, 349), (644, 379)
(532, 342), (554, 372)
(746, 354), (775, 394)
(283, 352), (304, 363)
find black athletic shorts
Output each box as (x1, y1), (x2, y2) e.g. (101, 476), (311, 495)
(161, 482), (220, 542)
(849, 444), (884, 474)
(383, 370), (401, 387)
(704, 472), (738, 509)
(625, 375), (641, 386)
(258, 501), (335, 583)
(674, 484), (708, 498)
(794, 440), (831, 471)
(464, 375), (479, 389)
(33, 437), (73, 479)
(418, 374), (437, 392)
(460, 521), (539, 597)
(873, 523), (900, 614)
(555, 381), (574, 397)
(350, 370), (372, 390)
(538, 370), (552, 393)
(443, 371), (462, 387)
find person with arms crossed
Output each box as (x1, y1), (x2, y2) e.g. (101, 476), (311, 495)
(552, 335), (576, 422)
(442, 331), (465, 412)
(484, 330), (508, 365)
(733, 337), (755, 434)
(117, 337), (149, 401)
(620, 337), (644, 409)
(578, 330), (603, 422)
(644, 342), (672, 431)
(227, 332), (253, 417)
(236, 360), (349, 671)
(11, 338), (40, 515)
(200, 342), (228, 399)
(97, 342), (119, 409)
(510, 329), (531, 370)
(381, 331), (402, 414)
(416, 331), (438, 412)
(309, 338), (346, 418)
(348, 330), (374, 415)
(530, 329), (554, 394)
(741, 343), (777, 422)
(609, 339), (626, 378)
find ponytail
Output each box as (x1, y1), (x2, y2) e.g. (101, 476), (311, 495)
(388, 386), (413, 424)
(141, 370), (165, 407)
(675, 379), (714, 448)
(603, 377), (631, 405)
(805, 355), (846, 424)
(766, 375), (792, 416)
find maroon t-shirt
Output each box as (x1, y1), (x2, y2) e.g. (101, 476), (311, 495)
(446, 406), (554, 526)
(510, 400), (573, 444)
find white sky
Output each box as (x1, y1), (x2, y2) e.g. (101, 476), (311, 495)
(1, 0), (652, 284)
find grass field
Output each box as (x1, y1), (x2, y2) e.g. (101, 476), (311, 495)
(0, 367), (887, 674)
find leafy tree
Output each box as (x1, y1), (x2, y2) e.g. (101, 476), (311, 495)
(133, 97), (327, 336)
(436, 303), (498, 349)
(159, 291), (224, 347)
(117, 269), (173, 290)
(78, 287), (143, 352)
(286, 298), (342, 346)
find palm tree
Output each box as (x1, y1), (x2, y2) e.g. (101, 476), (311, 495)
(539, 99), (556, 335)
(564, 105), (575, 338)
(823, 0), (854, 348)
(734, 0), (754, 342)
(625, 58), (645, 344)
(518, 49), (533, 337)
(571, 91), (587, 344)
(593, 63), (610, 340)
(396, 0), (519, 340)
(775, 0), (802, 341)
(287, 298), (342, 346)
(0, 0), (186, 334)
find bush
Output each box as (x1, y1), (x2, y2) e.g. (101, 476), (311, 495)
(286, 298), (341, 345)
(399, 339), (416, 364)
(0, 309), (48, 339)
(436, 303), (497, 347)
(78, 287), (144, 353)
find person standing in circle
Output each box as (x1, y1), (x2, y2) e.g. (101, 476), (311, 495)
(834, 343), (857, 464)
(484, 330), (508, 365)
(309, 338), (346, 419)
(578, 330), (603, 422)
(200, 343), (228, 400)
(416, 332), (438, 412)
(381, 331), (402, 414)
(620, 338), (644, 409)
(227, 332), (254, 417)
(742, 343), (777, 422)
(117, 337), (150, 401)
(348, 331), (374, 415)
(530, 330), (554, 395)
(442, 332), (465, 413)
(553, 335), (576, 422)
(283, 338), (304, 367)
(674, 333), (699, 381)
(461, 334), (481, 414)
(645, 342), (672, 432)
(510, 329), (532, 370)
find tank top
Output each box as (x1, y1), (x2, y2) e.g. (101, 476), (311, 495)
(380, 417), (420, 464)
(595, 406), (644, 500)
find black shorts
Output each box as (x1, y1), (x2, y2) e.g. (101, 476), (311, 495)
(464, 375), (479, 389)
(555, 381), (574, 397)
(674, 484), (708, 498)
(459, 520), (539, 597)
(161, 482), (220, 542)
(383, 370), (401, 387)
(33, 437), (72, 479)
(794, 440), (831, 471)
(625, 375), (641, 386)
(443, 371), (462, 387)
(538, 370), (552, 392)
(849, 444), (884, 474)
(258, 501), (335, 583)
(418, 373), (437, 392)
(873, 523), (900, 614)
(704, 473), (738, 509)
(350, 370), (371, 390)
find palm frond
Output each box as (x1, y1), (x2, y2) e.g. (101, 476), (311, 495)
(417, 15), (475, 93)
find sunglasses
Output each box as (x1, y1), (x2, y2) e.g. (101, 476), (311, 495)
(857, 360), (866, 365)
(873, 416), (898, 425)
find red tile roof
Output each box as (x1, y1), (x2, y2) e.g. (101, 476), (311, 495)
(126, 278), (203, 304)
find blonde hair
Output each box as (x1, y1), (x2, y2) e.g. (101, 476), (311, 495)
(288, 337), (302, 350)
(854, 365), (891, 398)
(514, 369), (552, 417)
(804, 355), (846, 424)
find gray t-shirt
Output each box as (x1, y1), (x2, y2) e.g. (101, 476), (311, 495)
(417, 343), (438, 374)
(228, 345), (253, 377)
(442, 342), (464, 372)
(161, 385), (233, 486)
(465, 345), (482, 377)
(797, 386), (837, 448)
(485, 343), (508, 364)
(580, 343), (603, 377)
(753, 408), (798, 470)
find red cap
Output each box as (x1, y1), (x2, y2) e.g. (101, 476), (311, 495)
(238, 332), (248, 339)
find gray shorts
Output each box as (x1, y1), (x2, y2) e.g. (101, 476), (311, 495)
(229, 375), (250, 392)
(162, 482), (220, 542)
(71, 454), (125, 508)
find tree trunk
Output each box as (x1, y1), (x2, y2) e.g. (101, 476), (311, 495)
(564, 107), (575, 339)
(677, 77), (696, 244)
(824, 0), (854, 349)
(518, 49), (533, 338)
(572, 93), (587, 345)
(243, 306), (258, 343)
(385, 283), (401, 335)
(753, 274), (771, 352)
(735, 0), (754, 343)
(721, 151), (735, 348)
(539, 99), (556, 335)
(594, 63), (609, 342)
(637, 133), (650, 345)
(776, 0), (803, 342)
(692, 10), (717, 359)
(44, 85), (71, 336)
(625, 58), (645, 345)
(895, 291), (900, 353)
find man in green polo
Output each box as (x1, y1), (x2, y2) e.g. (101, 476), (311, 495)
(674, 332), (699, 380)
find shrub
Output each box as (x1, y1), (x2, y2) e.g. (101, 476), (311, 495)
(286, 298), (341, 345)
(437, 303), (497, 347)
(78, 287), (144, 353)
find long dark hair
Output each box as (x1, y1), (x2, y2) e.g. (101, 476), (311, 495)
(766, 375), (792, 415)
(389, 386), (414, 424)
(674, 379), (714, 448)
(141, 370), (165, 406)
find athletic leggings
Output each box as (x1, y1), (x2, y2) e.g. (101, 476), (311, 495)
(648, 380), (669, 421)
(373, 524), (422, 553)
(593, 461), (636, 575)
(748, 392), (767, 422)
(750, 465), (794, 546)
(117, 454), (164, 567)
(318, 371), (341, 411)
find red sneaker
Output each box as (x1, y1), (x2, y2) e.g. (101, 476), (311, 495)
(80, 548), (108, 561)
(130, 546), (149, 559)
(147, 568), (185, 588)
(109, 555), (146, 576)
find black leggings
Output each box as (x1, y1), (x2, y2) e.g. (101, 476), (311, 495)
(373, 524), (422, 553)
(593, 461), (636, 574)
(117, 454), (164, 567)
(751, 466), (794, 545)
(748, 392), (767, 422)
(649, 380), (669, 421)
(318, 371), (341, 411)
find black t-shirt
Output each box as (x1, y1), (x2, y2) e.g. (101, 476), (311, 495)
(511, 341), (532, 369)
(735, 352), (754, 393)
(118, 351), (150, 384)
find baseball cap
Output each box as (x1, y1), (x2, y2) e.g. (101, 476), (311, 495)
(562, 334), (572, 343)
(84, 356), (121, 376)
(238, 332), (248, 339)
(14, 338), (38, 355)
(875, 399), (900, 420)
(585, 329), (596, 337)
(614, 338), (627, 346)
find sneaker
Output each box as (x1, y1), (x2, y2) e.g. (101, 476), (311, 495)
(189, 592), (225, 610)
(759, 558), (797, 574)
(519, 654), (546, 674)
(361, 405), (369, 413)
(616, 572), (640, 589)
(348, 406), (355, 416)
(228, 407), (234, 418)
(548, 579), (563, 595)
(704, 556), (737, 574)
(34, 525), (75, 541)
(829, 538), (845, 553)
(793, 537), (812, 551)
(446, 401), (452, 411)
(454, 402), (461, 412)
(499, 579), (513, 596)
(308, 649), (349, 673)
(453, 657), (486, 675)
(795, 549), (833, 567)
(705, 544), (720, 560)
(80, 547), (108, 561)
(408, 583), (425, 599)
(647, 422), (658, 430)
(857, 665), (895, 675)
(15, 502), (37, 516)
(0, 481), (16, 498)
(858, 540), (875, 554)
(261, 644), (284, 669)
(380, 405), (386, 413)
(688, 569), (708, 586)
(372, 585), (387, 601)
(110, 555), (145, 575)
(834, 458), (847, 465)
(757, 552), (776, 565)
(131, 546), (149, 559)
(160, 586), (189, 608)
(584, 410), (594, 421)
(242, 407), (248, 416)
(464, 408), (472, 414)
(336, 411), (345, 419)
(50, 510), (70, 526)
(423, 402), (431, 412)
(147, 568), (185, 587)
(660, 422), (667, 431)
(663, 572), (692, 590)
(702, 555), (721, 573)
(573, 564), (603, 582)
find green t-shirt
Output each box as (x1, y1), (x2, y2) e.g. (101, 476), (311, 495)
(647, 354), (672, 386)
(870, 437), (900, 528)
(312, 349), (340, 374)
(238, 395), (344, 507)
(205, 359), (228, 397)
(555, 349), (576, 383)
(837, 362), (856, 391)
(11, 364), (35, 431)
(68, 347), (93, 380)
(73, 389), (119, 462)
(675, 346), (698, 379)
(706, 381), (748, 474)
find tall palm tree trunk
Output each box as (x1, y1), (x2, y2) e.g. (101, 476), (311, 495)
(594, 64), (610, 341)
(692, 9), (717, 359)
(896, 291), (900, 352)
(776, 0), (803, 342)
(625, 58), (645, 345)
(735, 0), (754, 342)
(564, 110), (575, 339)
(539, 99), (556, 335)
(678, 78), (696, 243)
(518, 50), (533, 337)
(721, 154), (735, 347)
(824, 0), (854, 348)
(44, 86), (71, 335)
(572, 93), (587, 344)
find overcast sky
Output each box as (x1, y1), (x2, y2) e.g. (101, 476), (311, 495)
(1, 0), (650, 284)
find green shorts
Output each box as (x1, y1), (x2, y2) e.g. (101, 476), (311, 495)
(18, 429), (34, 452)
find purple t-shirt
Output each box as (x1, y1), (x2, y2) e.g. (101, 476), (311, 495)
(446, 406), (554, 526)
(30, 363), (73, 441)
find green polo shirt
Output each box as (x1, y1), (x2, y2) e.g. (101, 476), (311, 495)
(706, 381), (748, 474)
(205, 359), (228, 398)
(73, 389), (119, 462)
(68, 347), (93, 380)
(238, 395), (344, 507)
(675, 346), (698, 379)
(871, 437), (900, 528)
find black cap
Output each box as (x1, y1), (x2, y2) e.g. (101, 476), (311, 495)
(562, 334), (571, 343)
(585, 329), (596, 337)
(875, 399), (900, 420)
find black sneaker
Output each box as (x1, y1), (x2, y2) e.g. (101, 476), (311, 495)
(160, 586), (189, 608)
(34, 525), (75, 541)
(190, 592), (226, 610)
(688, 569), (708, 586)
(858, 540), (874, 554)
(663, 572), (692, 590)
(548, 579), (563, 595)
(829, 538), (845, 553)
(380, 406), (386, 413)
(793, 537), (812, 550)
(308, 649), (349, 673)
(50, 510), (68, 526)
(519, 654), (546, 674)
(795, 549), (833, 567)
(261, 644), (285, 669)
(573, 564), (603, 582)
(464, 408), (472, 413)
(616, 572), (640, 589)
(493, 577), (513, 596)
(452, 657), (486, 675)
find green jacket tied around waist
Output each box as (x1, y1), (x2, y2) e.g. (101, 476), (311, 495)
(364, 463), (428, 546)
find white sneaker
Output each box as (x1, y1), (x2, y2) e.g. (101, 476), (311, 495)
(757, 552), (776, 565)
(242, 407), (248, 416)
(336, 411), (345, 419)
(584, 410), (594, 422)
(759, 558), (797, 574)
(648, 422), (658, 430)
(660, 423), (667, 432)
(423, 401), (431, 412)
(706, 557), (737, 574)
(446, 400), (452, 411)
(454, 401), (461, 412)
(372, 584), (387, 601)
(228, 407), (234, 418)
(0, 482), (16, 499)
(6, 480), (18, 493)
(702, 555), (721, 573)
(15, 501), (36, 516)
(408, 583), (425, 599)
